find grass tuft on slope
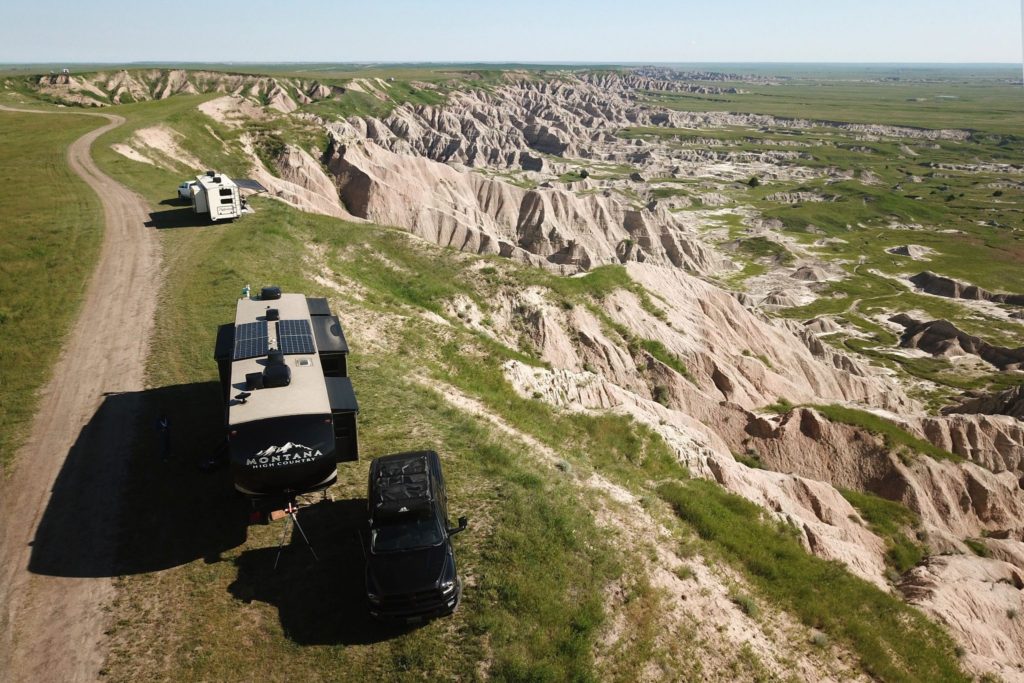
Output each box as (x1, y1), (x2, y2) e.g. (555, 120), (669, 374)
(840, 488), (925, 574)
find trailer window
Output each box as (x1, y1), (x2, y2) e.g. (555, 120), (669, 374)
(219, 188), (234, 197)
(221, 198), (235, 204)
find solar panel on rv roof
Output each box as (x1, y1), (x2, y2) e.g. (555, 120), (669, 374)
(234, 178), (268, 193)
(277, 319), (315, 355)
(233, 321), (268, 360)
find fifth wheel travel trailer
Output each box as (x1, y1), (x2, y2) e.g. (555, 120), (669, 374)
(213, 287), (358, 507)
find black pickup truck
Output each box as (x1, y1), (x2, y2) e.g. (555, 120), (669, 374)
(365, 450), (467, 621)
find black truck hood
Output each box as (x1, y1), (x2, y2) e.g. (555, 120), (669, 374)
(367, 544), (451, 596)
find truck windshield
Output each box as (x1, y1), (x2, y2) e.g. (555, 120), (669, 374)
(371, 514), (445, 553)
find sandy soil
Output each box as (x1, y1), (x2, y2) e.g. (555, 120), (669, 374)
(0, 106), (159, 683)
(131, 124), (203, 170)
(110, 142), (155, 166)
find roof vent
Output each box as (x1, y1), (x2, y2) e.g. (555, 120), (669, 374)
(260, 286), (282, 300)
(267, 350), (285, 365)
(262, 363), (291, 388)
(266, 307), (280, 321)
(206, 170), (215, 177)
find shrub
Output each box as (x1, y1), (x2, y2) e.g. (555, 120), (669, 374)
(731, 592), (759, 618)
(733, 452), (764, 469)
(964, 538), (990, 558)
(674, 565), (695, 581)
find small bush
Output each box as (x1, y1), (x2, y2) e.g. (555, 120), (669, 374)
(674, 565), (695, 581)
(964, 538), (990, 558)
(733, 452), (764, 469)
(765, 397), (794, 414)
(731, 592), (759, 618)
(736, 236), (795, 265)
(635, 338), (695, 383)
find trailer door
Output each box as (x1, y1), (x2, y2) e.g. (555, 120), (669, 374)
(193, 188), (209, 215)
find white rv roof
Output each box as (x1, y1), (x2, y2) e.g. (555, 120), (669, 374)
(228, 293), (329, 426)
(196, 173), (238, 191)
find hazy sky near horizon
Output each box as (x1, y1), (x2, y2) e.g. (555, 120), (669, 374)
(1, 0), (1021, 63)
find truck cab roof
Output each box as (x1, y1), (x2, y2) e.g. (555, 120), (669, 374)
(369, 451), (441, 520)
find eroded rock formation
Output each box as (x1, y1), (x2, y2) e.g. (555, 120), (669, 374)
(891, 314), (1024, 370)
(322, 139), (727, 274)
(36, 69), (334, 112)
(910, 271), (1024, 306)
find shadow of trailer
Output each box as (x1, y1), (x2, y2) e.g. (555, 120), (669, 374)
(28, 382), (248, 578)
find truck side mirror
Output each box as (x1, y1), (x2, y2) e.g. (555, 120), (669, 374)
(449, 516), (468, 536)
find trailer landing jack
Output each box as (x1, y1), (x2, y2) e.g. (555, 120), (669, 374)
(273, 500), (318, 569)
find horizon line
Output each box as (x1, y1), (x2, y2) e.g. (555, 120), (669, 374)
(0, 60), (1020, 67)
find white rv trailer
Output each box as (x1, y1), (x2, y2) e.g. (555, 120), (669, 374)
(191, 171), (242, 221)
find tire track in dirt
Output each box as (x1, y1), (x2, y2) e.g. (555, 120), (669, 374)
(0, 106), (159, 683)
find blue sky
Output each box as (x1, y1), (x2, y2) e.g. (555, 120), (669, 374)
(1, 0), (1021, 63)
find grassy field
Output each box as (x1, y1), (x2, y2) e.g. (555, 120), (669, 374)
(808, 404), (961, 464)
(0, 109), (104, 470)
(645, 81), (1024, 135)
(623, 124), (1024, 302)
(301, 80), (449, 121)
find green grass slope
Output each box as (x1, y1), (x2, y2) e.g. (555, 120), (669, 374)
(0, 110), (104, 470)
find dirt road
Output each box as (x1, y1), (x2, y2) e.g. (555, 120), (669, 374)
(0, 107), (159, 683)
